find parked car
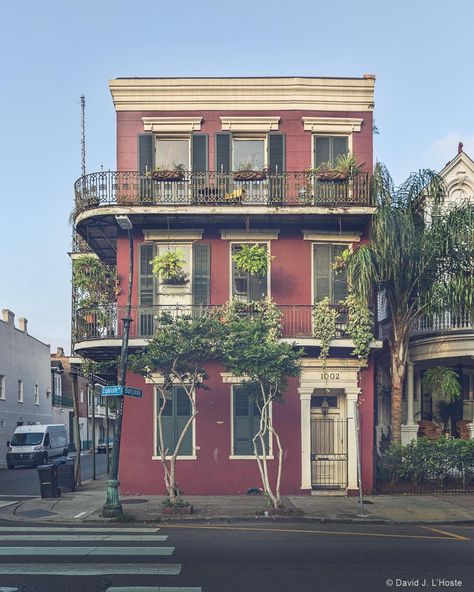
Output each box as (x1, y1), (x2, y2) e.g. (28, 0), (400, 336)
(97, 437), (114, 454)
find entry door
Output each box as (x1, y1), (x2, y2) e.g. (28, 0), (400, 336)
(311, 394), (348, 489)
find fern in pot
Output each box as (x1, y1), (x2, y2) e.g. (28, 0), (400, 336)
(152, 250), (188, 285)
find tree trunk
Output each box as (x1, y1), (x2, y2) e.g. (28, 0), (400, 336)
(70, 371), (82, 486)
(390, 338), (408, 444)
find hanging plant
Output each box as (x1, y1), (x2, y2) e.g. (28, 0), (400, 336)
(72, 255), (120, 308)
(342, 294), (374, 365)
(232, 244), (274, 276)
(152, 250), (188, 284)
(312, 297), (338, 375)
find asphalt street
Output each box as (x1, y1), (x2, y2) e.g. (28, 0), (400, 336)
(0, 453), (108, 496)
(0, 520), (471, 592)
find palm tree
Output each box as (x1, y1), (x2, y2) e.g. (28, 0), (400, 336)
(346, 163), (474, 443)
(421, 366), (461, 433)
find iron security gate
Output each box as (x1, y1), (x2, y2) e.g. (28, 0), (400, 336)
(311, 418), (348, 489)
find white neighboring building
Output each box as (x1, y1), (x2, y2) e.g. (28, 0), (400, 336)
(0, 309), (53, 467)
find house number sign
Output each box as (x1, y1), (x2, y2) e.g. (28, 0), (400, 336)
(320, 372), (341, 381)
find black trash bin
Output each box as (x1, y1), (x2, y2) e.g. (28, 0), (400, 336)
(53, 457), (76, 493)
(37, 464), (60, 498)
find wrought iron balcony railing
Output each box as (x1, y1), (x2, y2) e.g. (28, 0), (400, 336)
(74, 170), (372, 214)
(412, 309), (474, 337)
(52, 395), (74, 408)
(74, 303), (350, 343)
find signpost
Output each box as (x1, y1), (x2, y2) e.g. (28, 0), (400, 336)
(102, 385), (143, 398)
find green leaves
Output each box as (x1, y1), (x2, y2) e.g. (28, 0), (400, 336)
(72, 255), (119, 308)
(151, 250), (187, 283)
(232, 244), (273, 276)
(344, 294), (374, 364)
(312, 298), (337, 365)
(422, 366), (461, 402)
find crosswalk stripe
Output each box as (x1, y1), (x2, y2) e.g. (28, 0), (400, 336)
(0, 587), (18, 592)
(0, 527), (160, 533)
(0, 546), (175, 556)
(106, 588), (202, 592)
(0, 564), (181, 576)
(0, 534), (168, 542)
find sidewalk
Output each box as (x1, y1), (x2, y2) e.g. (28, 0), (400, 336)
(1, 476), (473, 525)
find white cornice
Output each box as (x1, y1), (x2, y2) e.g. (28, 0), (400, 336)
(143, 229), (204, 241)
(303, 231), (360, 242)
(302, 117), (363, 133)
(109, 77), (375, 112)
(142, 116), (202, 133)
(220, 116), (280, 132)
(220, 229), (280, 240)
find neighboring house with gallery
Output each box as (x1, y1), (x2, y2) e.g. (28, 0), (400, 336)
(72, 75), (381, 495)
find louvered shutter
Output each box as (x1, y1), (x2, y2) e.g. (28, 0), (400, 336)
(314, 244), (331, 301)
(193, 244), (210, 307)
(192, 134), (208, 171)
(234, 387), (252, 455)
(138, 134), (154, 174)
(215, 133), (231, 172)
(139, 244), (155, 336)
(332, 245), (348, 304)
(157, 393), (174, 456)
(268, 133), (285, 173)
(175, 388), (193, 455)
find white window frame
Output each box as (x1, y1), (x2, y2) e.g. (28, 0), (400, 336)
(17, 380), (23, 403)
(229, 240), (272, 302)
(155, 242), (193, 296)
(152, 385), (197, 461)
(0, 375), (5, 400)
(229, 384), (274, 460)
(232, 135), (267, 171)
(55, 374), (62, 399)
(34, 384), (39, 406)
(311, 134), (351, 169)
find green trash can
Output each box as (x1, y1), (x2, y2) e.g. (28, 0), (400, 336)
(37, 464), (60, 498)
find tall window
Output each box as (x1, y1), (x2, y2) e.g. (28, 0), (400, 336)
(155, 138), (190, 170)
(314, 136), (348, 167)
(55, 375), (62, 399)
(34, 384), (39, 405)
(233, 138), (265, 170)
(232, 385), (269, 456)
(0, 375), (5, 400)
(313, 244), (348, 304)
(231, 244), (268, 301)
(17, 380), (23, 403)
(156, 387), (193, 456)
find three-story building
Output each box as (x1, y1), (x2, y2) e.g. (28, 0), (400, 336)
(72, 76), (379, 495)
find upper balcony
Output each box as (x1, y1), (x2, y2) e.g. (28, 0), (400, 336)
(409, 309), (474, 363)
(73, 170), (374, 263)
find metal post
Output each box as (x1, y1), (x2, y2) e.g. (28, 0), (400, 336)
(103, 220), (134, 517)
(354, 400), (365, 517)
(70, 370), (81, 486)
(91, 380), (96, 480)
(105, 396), (110, 474)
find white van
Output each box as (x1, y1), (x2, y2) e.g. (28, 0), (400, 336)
(6, 424), (68, 469)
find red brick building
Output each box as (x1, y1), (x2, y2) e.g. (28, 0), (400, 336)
(73, 76), (379, 495)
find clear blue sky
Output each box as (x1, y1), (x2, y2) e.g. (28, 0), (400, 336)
(1, 0), (473, 353)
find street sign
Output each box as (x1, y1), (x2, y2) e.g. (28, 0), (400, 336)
(101, 385), (123, 397)
(124, 386), (143, 398)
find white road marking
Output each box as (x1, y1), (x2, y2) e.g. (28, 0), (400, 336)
(0, 546), (174, 556)
(0, 495), (38, 499)
(73, 511), (87, 518)
(0, 564), (181, 576)
(106, 588), (202, 592)
(0, 587), (18, 592)
(0, 501), (20, 509)
(0, 527), (160, 533)
(0, 534), (168, 542)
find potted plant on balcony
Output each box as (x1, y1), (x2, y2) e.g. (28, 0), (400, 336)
(152, 250), (188, 285)
(233, 161), (268, 182)
(232, 244), (273, 276)
(314, 153), (365, 182)
(148, 163), (185, 182)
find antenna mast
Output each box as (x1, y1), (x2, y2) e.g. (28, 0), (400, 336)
(80, 95), (86, 176)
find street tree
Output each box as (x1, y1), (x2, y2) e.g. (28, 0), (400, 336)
(128, 311), (221, 505)
(345, 163), (474, 443)
(221, 300), (303, 509)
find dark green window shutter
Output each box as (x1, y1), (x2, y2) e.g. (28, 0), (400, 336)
(139, 244), (155, 306)
(138, 134), (154, 174)
(268, 133), (285, 173)
(216, 133), (231, 172)
(233, 385), (268, 456)
(314, 244), (331, 301)
(156, 388), (193, 456)
(193, 244), (211, 306)
(192, 134), (208, 172)
(332, 244), (348, 303)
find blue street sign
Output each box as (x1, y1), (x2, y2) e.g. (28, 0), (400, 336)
(124, 387), (143, 398)
(101, 385), (123, 397)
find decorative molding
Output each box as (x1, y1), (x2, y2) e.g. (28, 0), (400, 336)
(142, 116), (202, 133)
(220, 372), (245, 384)
(143, 229), (204, 241)
(109, 77), (375, 112)
(302, 117), (363, 134)
(220, 229), (279, 241)
(303, 231), (360, 243)
(220, 116), (280, 132)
